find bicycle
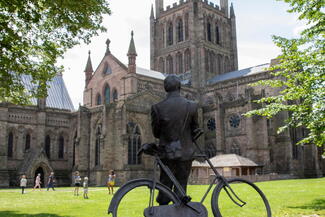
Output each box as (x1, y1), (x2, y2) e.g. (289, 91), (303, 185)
(108, 131), (272, 217)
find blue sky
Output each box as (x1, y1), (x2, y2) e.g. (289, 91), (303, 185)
(59, 0), (306, 108)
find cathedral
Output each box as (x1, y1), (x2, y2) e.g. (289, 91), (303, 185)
(0, 0), (323, 187)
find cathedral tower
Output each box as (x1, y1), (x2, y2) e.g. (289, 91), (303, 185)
(150, 0), (238, 87)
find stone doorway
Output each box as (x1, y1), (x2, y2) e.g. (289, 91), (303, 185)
(34, 167), (45, 186)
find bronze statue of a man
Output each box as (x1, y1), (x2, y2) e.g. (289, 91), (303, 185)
(151, 75), (199, 205)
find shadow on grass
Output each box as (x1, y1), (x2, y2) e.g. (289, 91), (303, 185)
(288, 199), (325, 211)
(0, 211), (72, 217)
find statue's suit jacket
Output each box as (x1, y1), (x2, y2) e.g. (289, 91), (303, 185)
(151, 91), (199, 161)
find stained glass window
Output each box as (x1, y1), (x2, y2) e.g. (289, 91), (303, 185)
(229, 115), (240, 128)
(207, 118), (216, 131)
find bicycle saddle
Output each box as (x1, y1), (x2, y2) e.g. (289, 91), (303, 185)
(138, 143), (159, 156)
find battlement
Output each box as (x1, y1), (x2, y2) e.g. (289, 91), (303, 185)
(161, 0), (227, 17)
(165, 0), (189, 11)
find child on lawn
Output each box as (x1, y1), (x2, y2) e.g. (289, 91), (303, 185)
(83, 177), (89, 199)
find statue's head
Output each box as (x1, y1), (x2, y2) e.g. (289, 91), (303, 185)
(164, 75), (181, 92)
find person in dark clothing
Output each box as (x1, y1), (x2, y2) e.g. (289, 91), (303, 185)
(151, 75), (199, 205)
(47, 172), (55, 191)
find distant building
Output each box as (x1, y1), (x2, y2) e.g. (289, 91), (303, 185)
(0, 0), (323, 187)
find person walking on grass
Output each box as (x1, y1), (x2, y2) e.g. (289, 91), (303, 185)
(73, 171), (82, 196)
(83, 177), (89, 199)
(107, 170), (116, 194)
(47, 172), (55, 191)
(20, 175), (27, 194)
(33, 173), (42, 191)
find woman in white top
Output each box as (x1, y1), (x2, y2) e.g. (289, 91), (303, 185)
(33, 173), (42, 191)
(20, 175), (27, 194)
(107, 170), (116, 194)
(74, 171), (82, 196)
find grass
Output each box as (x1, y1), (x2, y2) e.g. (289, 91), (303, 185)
(0, 178), (324, 217)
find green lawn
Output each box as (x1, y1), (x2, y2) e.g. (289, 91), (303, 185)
(0, 178), (324, 217)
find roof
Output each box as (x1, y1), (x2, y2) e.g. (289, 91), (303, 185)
(135, 66), (166, 80)
(207, 63), (270, 85)
(21, 74), (74, 111)
(192, 154), (259, 168)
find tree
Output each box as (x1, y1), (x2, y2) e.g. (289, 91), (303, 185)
(245, 0), (325, 150)
(0, 0), (110, 104)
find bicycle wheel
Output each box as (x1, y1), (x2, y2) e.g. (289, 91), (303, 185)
(211, 178), (271, 217)
(108, 178), (180, 217)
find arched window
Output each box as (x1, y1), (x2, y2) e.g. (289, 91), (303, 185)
(58, 136), (64, 159)
(218, 54), (223, 74)
(127, 122), (142, 165)
(112, 89), (118, 101)
(7, 132), (13, 158)
(230, 144), (241, 155)
(167, 22), (173, 46)
(96, 94), (102, 105)
(205, 49), (210, 72)
(166, 55), (173, 74)
(225, 57), (231, 73)
(177, 18), (183, 42)
(161, 25), (165, 48)
(25, 133), (31, 151)
(73, 132), (77, 166)
(185, 13), (189, 40)
(209, 51), (215, 73)
(103, 62), (112, 75)
(104, 84), (110, 104)
(176, 52), (183, 74)
(184, 49), (191, 71)
(159, 57), (165, 73)
(45, 135), (51, 159)
(95, 125), (101, 166)
(207, 21), (212, 42)
(215, 25), (220, 44)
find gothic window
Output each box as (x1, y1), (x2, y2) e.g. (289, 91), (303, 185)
(292, 143), (299, 160)
(229, 115), (241, 128)
(104, 84), (110, 104)
(112, 89), (118, 101)
(177, 18), (183, 42)
(95, 125), (101, 166)
(205, 49), (210, 73)
(185, 13), (189, 40)
(167, 22), (173, 46)
(45, 135), (51, 159)
(207, 118), (216, 131)
(159, 57), (165, 73)
(58, 136), (64, 159)
(218, 54), (223, 74)
(127, 122), (142, 165)
(161, 25), (165, 48)
(166, 55), (173, 74)
(207, 21), (212, 42)
(103, 62), (112, 75)
(176, 52), (183, 74)
(230, 144), (241, 155)
(184, 49), (191, 71)
(225, 57), (231, 73)
(215, 54), (220, 75)
(215, 25), (220, 44)
(25, 133), (31, 151)
(73, 131), (77, 166)
(209, 51), (215, 73)
(96, 94), (102, 105)
(7, 132), (13, 158)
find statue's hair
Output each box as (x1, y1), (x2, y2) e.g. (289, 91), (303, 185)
(164, 75), (181, 92)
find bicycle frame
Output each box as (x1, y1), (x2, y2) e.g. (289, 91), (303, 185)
(152, 140), (247, 208)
